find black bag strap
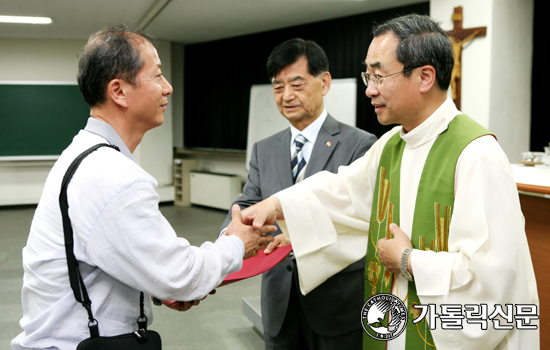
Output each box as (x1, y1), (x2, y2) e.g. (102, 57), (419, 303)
(59, 143), (149, 338)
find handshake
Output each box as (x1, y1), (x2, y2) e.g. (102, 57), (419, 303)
(225, 195), (288, 258)
(225, 201), (277, 260)
(156, 196), (288, 312)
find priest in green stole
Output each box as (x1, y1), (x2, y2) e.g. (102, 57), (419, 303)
(366, 114), (494, 349)
(249, 13), (539, 350)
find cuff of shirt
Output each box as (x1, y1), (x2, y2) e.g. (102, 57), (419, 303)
(412, 249), (460, 296)
(214, 234), (244, 275)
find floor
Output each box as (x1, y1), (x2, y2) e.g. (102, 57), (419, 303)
(0, 204), (265, 350)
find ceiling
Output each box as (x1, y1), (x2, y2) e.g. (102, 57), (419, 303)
(0, 0), (422, 44)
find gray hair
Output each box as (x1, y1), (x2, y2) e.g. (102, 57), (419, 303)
(77, 23), (155, 107)
(373, 14), (454, 91)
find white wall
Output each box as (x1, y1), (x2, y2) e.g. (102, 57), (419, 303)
(0, 38), (84, 81)
(0, 38), (175, 205)
(134, 39), (175, 200)
(489, 0), (533, 161)
(431, 0), (533, 162)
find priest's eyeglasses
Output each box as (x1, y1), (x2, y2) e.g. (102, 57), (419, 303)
(361, 66), (420, 88)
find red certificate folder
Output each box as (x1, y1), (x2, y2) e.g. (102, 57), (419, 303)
(219, 245), (293, 286)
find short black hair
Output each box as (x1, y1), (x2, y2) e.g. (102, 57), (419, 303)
(77, 23), (156, 107)
(266, 38), (329, 81)
(373, 14), (454, 91)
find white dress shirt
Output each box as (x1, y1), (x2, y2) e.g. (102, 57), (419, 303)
(289, 109), (327, 163)
(12, 117), (244, 350)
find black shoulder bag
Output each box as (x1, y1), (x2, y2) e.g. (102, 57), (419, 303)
(59, 143), (162, 350)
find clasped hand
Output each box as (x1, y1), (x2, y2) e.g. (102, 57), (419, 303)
(156, 204), (278, 313)
(154, 290), (217, 312)
(232, 197), (413, 275)
(377, 223), (413, 275)
(240, 196), (290, 255)
(226, 204), (276, 259)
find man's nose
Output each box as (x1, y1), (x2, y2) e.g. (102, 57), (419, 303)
(365, 83), (379, 98)
(283, 85), (295, 101)
(162, 76), (173, 96)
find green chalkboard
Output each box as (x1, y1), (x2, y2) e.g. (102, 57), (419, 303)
(0, 84), (90, 157)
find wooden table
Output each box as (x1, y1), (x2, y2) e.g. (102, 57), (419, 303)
(513, 164), (550, 348)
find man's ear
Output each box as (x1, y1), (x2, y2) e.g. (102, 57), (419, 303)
(107, 79), (129, 108)
(321, 71), (332, 96)
(418, 65), (436, 94)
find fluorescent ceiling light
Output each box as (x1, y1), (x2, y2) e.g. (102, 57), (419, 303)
(0, 15), (52, 24)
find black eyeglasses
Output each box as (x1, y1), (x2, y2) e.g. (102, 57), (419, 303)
(361, 66), (421, 88)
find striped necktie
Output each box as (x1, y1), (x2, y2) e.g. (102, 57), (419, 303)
(291, 134), (308, 183)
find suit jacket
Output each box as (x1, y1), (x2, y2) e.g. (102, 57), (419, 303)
(221, 114), (377, 338)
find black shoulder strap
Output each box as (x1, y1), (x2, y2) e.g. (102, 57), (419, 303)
(59, 143), (120, 337)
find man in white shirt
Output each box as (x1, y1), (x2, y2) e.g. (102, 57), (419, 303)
(245, 14), (539, 350)
(12, 24), (273, 350)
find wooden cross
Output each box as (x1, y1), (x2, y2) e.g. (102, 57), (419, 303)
(446, 6), (487, 110)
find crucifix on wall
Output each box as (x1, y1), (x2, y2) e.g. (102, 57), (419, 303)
(446, 6), (487, 110)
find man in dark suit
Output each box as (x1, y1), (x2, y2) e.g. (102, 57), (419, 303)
(220, 38), (377, 350)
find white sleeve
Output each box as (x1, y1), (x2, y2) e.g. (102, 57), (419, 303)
(85, 179), (244, 301)
(276, 128), (397, 295)
(411, 136), (539, 349)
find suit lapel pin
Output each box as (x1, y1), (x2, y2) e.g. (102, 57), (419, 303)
(326, 141), (332, 147)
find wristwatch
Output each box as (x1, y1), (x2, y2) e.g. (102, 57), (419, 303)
(400, 247), (414, 281)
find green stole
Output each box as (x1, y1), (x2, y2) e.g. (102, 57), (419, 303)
(363, 114), (493, 349)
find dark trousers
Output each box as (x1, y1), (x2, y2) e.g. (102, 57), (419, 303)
(263, 279), (363, 350)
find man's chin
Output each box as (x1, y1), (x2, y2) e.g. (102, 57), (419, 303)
(376, 111), (397, 127)
(376, 114), (388, 125)
(282, 113), (303, 122)
(149, 116), (164, 130)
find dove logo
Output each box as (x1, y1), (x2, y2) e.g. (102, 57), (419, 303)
(361, 293), (408, 341)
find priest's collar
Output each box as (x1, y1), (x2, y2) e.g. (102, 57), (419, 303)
(400, 98), (461, 149)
